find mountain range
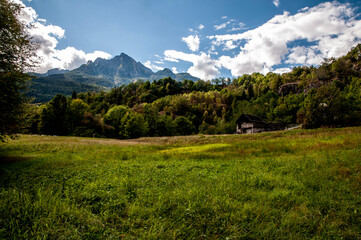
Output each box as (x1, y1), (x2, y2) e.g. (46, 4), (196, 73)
(29, 53), (199, 102)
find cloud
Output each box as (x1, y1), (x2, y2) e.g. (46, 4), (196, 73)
(164, 56), (179, 62)
(164, 50), (219, 80)
(14, 0), (111, 73)
(214, 18), (246, 32)
(229, 22), (246, 32)
(223, 41), (238, 51)
(285, 46), (323, 65)
(144, 60), (163, 72)
(273, 0), (280, 7)
(198, 24), (205, 30)
(214, 22), (230, 31)
(172, 67), (178, 74)
(218, 36), (289, 75)
(182, 35), (200, 52)
(208, 1), (361, 75)
(273, 67), (292, 74)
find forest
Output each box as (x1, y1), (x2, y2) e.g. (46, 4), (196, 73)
(23, 44), (361, 139)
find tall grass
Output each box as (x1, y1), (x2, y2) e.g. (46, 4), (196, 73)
(1, 127), (361, 239)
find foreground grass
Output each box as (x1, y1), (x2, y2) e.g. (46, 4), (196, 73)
(0, 128), (361, 239)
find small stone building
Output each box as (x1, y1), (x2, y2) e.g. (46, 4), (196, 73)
(236, 114), (285, 134)
(236, 114), (268, 134)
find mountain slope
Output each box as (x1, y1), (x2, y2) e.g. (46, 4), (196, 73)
(151, 68), (176, 80)
(147, 68), (200, 82)
(28, 75), (105, 103)
(174, 72), (200, 82)
(28, 53), (200, 102)
(38, 53), (199, 86)
(72, 53), (154, 85)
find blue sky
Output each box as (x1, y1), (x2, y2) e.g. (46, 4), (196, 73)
(16, 0), (361, 79)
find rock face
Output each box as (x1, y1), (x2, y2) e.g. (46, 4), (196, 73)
(28, 53), (201, 102)
(73, 53), (154, 84)
(174, 73), (200, 82)
(149, 69), (200, 82)
(151, 68), (176, 80)
(277, 82), (301, 95)
(39, 53), (200, 86)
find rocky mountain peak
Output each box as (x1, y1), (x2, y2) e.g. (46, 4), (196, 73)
(35, 52), (199, 87)
(158, 68), (173, 74)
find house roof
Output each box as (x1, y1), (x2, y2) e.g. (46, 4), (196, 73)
(236, 114), (266, 125)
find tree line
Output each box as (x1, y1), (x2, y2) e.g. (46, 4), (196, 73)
(22, 44), (361, 138)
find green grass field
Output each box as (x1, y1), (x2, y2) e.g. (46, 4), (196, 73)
(1, 128), (361, 239)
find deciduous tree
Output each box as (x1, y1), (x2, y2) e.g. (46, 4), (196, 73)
(0, 0), (36, 141)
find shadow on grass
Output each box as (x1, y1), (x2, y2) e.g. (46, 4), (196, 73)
(0, 156), (32, 165)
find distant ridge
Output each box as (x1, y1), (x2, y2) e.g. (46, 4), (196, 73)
(28, 53), (200, 102)
(151, 68), (199, 82)
(29, 68), (69, 77)
(35, 53), (200, 87)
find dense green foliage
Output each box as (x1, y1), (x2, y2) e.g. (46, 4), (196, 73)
(1, 128), (361, 238)
(0, 0), (36, 141)
(24, 44), (361, 138)
(27, 75), (105, 103)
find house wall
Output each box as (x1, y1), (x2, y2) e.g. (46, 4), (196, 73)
(245, 128), (265, 134)
(236, 124), (242, 133)
(236, 123), (266, 134)
(241, 123), (254, 128)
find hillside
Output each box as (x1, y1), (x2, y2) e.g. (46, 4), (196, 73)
(27, 76), (105, 103)
(27, 53), (200, 102)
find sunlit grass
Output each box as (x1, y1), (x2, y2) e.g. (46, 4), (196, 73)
(1, 127), (361, 239)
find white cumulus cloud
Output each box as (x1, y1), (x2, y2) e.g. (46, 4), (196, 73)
(273, 67), (292, 74)
(172, 67), (178, 74)
(286, 46), (323, 65)
(164, 50), (219, 80)
(144, 60), (163, 72)
(208, 1), (361, 75)
(182, 35), (200, 52)
(223, 41), (238, 51)
(13, 0), (111, 73)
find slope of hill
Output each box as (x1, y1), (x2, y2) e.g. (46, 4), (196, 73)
(27, 75), (105, 103)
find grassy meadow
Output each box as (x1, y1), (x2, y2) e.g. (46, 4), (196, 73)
(1, 128), (361, 239)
